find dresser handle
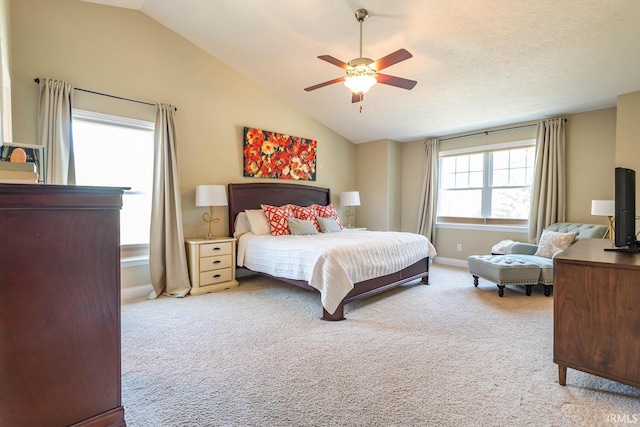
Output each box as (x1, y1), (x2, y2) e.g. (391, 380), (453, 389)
(213, 247), (221, 251)
(213, 274), (221, 278)
(213, 260), (221, 264)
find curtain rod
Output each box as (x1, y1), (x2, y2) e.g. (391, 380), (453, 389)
(34, 78), (176, 111)
(438, 119), (566, 142)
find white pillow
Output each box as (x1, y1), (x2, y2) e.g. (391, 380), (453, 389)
(245, 209), (271, 235)
(534, 229), (578, 258)
(233, 212), (251, 238)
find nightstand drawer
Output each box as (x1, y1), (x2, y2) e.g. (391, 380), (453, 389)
(199, 267), (232, 286)
(200, 241), (232, 257)
(200, 255), (232, 272)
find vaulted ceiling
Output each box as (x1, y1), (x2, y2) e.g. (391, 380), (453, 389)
(80, 0), (640, 143)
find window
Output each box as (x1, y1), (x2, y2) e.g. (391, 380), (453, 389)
(72, 110), (154, 245)
(438, 140), (536, 225)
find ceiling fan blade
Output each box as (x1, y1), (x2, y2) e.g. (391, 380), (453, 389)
(351, 92), (364, 103)
(377, 73), (417, 90)
(304, 77), (345, 92)
(371, 49), (413, 71)
(318, 55), (350, 70)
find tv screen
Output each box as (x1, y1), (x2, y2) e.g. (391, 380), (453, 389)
(613, 167), (638, 252)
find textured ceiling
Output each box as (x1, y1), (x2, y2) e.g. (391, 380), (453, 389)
(80, 0), (640, 143)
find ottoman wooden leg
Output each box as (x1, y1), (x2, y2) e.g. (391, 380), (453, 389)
(544, 285), (552, 297)
(526, 285), (533, 296)
(497, 285), (505, 297)
(473, 275), (479, 287)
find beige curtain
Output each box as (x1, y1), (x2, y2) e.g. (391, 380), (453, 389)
(528, 118), (566, 243)
(417, 138), (439, 244)
(149, 104), (191, 298)
(37, 78), (75, 184)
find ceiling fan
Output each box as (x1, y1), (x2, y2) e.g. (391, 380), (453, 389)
(304, 8), (417, 104)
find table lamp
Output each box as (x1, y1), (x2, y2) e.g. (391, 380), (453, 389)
(196, 184), (227, 239)
(340, 191), (361, 228)
(591, 199), (614, 241)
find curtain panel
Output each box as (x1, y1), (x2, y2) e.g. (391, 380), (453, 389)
(37, 78), (75, 185)
(528, 118), (566, 243)
(149, 104), (191, 298)
(417, 138), (439, 244)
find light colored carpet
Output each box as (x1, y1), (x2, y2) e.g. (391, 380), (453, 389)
(121, 264), (639, 427)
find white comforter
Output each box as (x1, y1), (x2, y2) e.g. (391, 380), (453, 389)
(237, 231), (437, 314)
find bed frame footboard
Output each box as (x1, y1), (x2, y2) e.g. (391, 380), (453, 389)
(321, 257), (430, 321)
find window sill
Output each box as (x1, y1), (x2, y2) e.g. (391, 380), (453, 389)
(436, 222), (528, 233)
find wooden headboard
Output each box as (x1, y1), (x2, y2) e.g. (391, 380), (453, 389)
(227, 183), (331, 235)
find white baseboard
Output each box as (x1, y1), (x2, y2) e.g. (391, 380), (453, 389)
(121, 284), (153, 301)
(433, 257), (468, 269)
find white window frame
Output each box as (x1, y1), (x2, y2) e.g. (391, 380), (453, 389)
(437, 139), (536, 228)
(72, 109), (154, 259)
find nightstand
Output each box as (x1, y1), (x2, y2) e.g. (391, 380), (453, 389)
(185, 237), (239, 295)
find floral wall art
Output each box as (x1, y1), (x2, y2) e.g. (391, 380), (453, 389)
(243, 127), (317, 181)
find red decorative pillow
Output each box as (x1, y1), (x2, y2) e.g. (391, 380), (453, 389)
(313, 204), (344, 230)
(260, 204), (294, 236)
(291, 204), (320, 231)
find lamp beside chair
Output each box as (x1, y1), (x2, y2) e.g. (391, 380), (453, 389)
(591, 199), (614, 241)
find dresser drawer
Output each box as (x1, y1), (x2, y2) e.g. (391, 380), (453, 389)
(199, 255), (232, 272)
(199, 267), (232, 286)
(200, 241), (232, 257)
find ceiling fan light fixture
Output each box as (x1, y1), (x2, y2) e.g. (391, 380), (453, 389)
(344, 66), (377, 94)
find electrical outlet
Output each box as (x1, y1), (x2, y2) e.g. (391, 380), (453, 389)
(456, 244), (462, 252)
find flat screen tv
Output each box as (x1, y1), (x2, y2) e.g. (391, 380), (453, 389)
(609, 167), (639, 253)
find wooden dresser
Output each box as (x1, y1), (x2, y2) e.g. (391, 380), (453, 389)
(0, 184), (127, 426)
(553, 238), (640, 388)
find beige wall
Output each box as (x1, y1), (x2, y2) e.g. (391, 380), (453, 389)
(615, 92), (640, 205)
(565, 108), (617, 221)
(356, 138), (402, 231)
(0, 0), (9, 141)
(388, 139), (402, 230)
(9, 0), (356, 289)
(400, 108), (617, 262)
(357, 140), (387, 230)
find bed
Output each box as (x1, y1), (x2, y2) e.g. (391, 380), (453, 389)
(228, 182), (436, 321)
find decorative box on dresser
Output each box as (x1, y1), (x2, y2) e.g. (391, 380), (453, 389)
(553, 238), (640, 389)
(0, 184), (127, 427)
(185, 237), (239, 295)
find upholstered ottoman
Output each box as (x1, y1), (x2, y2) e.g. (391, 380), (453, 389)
(467, 255), (541, 297)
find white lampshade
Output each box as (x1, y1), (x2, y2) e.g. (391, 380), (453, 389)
(340, 191), (361, 207)
(195, 185), (227, 207)
(591, 199), (614, 216)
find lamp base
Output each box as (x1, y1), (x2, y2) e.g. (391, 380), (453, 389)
(603, 216), (614, 241)
(202, 206), (220, 240)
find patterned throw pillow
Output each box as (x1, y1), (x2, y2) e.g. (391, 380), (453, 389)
(260, 204), (294, 236)
(313, 204), (344, 230)
(291, 204), (320, 231)
(533, 229), (578, 258)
